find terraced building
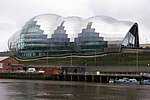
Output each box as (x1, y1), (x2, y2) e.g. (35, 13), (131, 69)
(8, 14), (139, 59)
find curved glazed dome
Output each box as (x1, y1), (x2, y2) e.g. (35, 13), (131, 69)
(8, 30), (21, 51)
(24, 14), (62, 37)
(79, 16), (134, 42)
(13, 14), (136, 42)
(23, 14), (83, 41)
(8, 13), (139, 58)
(63, 16), (83, 42)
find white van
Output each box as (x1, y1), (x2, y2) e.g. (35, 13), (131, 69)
(38, 71), (45, 73)
(27, 68), (36, 73)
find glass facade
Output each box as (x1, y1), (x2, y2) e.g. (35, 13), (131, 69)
(17, 20), (49, 58)
(8, 14), (139, 59)
(75, 22), (107, 54)
(50, 21), (71, 54)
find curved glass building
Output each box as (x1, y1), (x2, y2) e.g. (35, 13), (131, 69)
(8, 14), (139, 58)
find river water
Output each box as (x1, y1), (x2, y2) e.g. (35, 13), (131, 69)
(0, 79), (150, 100)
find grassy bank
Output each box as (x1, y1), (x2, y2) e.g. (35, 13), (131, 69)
(18, 52), (150, 66)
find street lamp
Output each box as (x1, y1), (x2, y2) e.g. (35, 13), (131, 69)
(136, 51), (138, 68)
(70, 53), (72, 66)
(47, 47), (49, 65)
(148, 64), (150, 73)
(95, 50), (97, 67)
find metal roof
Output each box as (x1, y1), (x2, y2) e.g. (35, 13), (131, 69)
(0, 57), (9, 61)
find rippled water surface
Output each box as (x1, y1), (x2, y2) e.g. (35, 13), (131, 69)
(0, 79), (150, 100)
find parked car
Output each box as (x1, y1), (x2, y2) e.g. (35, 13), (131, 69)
(16, 70), (26, 73)
(140, 79), (150, 85)
(27, 68), (36, 73)
(38, 71), (45, 73)
(115, 77), (139, 84)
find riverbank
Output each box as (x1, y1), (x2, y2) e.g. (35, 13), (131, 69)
(0, 72), (52, 80)
(0, 72), (143, 83)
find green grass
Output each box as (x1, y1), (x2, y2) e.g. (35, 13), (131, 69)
(18, 52), (150, 66)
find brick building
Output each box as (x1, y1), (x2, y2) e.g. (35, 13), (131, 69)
(0, 57), (24, 72)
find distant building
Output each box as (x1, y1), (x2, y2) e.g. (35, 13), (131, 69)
(8, 14), (139, 59)
(0, 57), (18, 72)
(140, 44), (150, 48)
(0, 51), (11, 56)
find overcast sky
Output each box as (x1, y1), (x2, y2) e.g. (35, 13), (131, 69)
(0, 0), (150, 51)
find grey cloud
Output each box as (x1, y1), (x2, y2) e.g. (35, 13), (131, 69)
(0, 0), (150, 51)
(0, 22), (15, 31)
(88, 0), (150, 43)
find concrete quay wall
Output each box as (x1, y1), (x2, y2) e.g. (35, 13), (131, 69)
(0, 72), (146, 83)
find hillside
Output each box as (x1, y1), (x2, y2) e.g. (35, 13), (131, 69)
(17, 52), (150, 67)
